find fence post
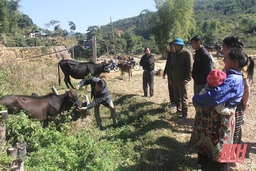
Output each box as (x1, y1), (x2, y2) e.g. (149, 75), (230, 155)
(0, 110), (8, 144)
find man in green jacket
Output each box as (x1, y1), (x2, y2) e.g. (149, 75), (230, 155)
(169, 38), (193, 119)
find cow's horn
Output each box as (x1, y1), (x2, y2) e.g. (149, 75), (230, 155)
(51, 86), (59, 95)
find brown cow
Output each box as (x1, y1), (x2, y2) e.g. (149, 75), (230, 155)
(117, 61), (132, 80)
(0, 89), (81, 127)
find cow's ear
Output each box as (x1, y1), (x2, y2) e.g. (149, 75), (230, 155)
(68, 89), (74, 95)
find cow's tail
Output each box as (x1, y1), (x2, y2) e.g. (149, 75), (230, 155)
(58, 62), (61, 86)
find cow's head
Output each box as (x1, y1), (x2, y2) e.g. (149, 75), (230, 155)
(102, 63), (111, 73)
(66, 89), (82, 108)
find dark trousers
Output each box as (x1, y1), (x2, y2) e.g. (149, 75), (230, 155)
(198, 153), (230, 171)
(167, 75), (174, 102)
(143, 70), (154, 97)
(172, 81), (188, 118)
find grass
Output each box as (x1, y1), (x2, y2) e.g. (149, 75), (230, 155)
(0, 54), (200, 171)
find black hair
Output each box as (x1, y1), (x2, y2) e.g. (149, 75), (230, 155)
(223, 35), (244, 49)
(224, 35), (254, 82)
(169, 41), (173, 46)
(144, 47), (150, 51)
(247, 57), (254, 82)
(191, 35), (203, 44)
(228, 48), (254, 82)
(96, 79), (106, 89)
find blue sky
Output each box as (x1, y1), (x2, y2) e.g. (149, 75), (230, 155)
(19, 0), (156, 33)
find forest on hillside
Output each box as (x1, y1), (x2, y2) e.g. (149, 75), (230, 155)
(101, 0), (256, 45)
(0, 0), (256, 59)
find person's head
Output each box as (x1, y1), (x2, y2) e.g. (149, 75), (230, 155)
(224, 48), (249, 71)
(169, 41), (176, 52)
(95, 79), (106, 92)
(191, 35), (203, 50)
(207, 70), (226, 88)
(222, 35), (244, 58)
(144, 47), (151, 55)
(171, 38), (185, 51)
(204, 45), (212, 52)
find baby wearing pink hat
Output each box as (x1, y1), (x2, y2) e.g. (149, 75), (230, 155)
(198, 69), (234, 115)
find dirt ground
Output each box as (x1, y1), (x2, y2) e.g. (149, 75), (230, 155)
(105, 58), (256, 171)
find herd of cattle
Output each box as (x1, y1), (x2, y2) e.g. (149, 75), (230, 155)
(0, 57), (137, 127)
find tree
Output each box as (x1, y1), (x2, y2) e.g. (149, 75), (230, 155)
(8, 0), (20, 11)
(0, 0), (9, 33)
(44, 20), (60, 28)
(121, 30), (143, 54)
(17, 14), (33, 29)
(86, 26), (102, 40)
(68, 21), (76, 32)
(145, 0), (195, 56)
(7, 0), (21, 33)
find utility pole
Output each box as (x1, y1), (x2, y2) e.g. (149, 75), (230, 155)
(92, 36), (97, 63)
(110, 16), (116, 58)
(72, 46), (74, 59)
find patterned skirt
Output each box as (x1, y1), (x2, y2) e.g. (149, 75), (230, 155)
(233, 104), (244, 143)
(188, 107), (236, 162)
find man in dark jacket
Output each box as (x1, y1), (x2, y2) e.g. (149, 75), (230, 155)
(191, 35), (214, 95)
(163, 42), (176, 107)
(139, 47), (155, 98)
(76, 77), (118, 130)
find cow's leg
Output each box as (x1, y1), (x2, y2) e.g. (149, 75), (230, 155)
(120, 71), (124, 80)
(42, 120), (49, 128)
(65, 82), (70, 89)
(64, 76), (75, 89)
(68, 83), (75, 89)
(64, 75), (70, 88)
(129, 70), (132, 81)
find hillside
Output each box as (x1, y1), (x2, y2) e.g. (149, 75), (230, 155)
(100, 0), (256, 45)
(0, 46), (72, 96)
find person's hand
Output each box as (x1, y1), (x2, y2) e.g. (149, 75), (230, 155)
(244, 102), (250, 111)
(76, 106), (87, 111)
(76, 85), (80, 90)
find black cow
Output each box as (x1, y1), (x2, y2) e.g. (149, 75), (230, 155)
(0, 89), (81, 127)
(58, 59), (110, 89)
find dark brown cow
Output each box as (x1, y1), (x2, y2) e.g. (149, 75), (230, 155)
(58, 59), (110, 89)
(0, 89), (81, 127)
(117, 62), (132, 80)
